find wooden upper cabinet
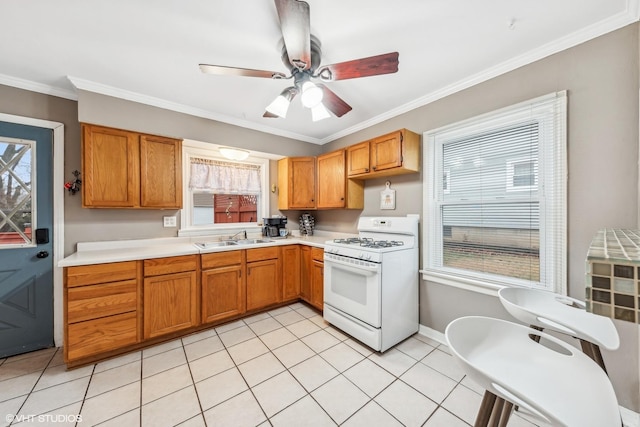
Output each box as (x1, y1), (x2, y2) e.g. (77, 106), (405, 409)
(278, 157), (316, 210)
(370, 131), (404, 172)
(317, 149), (363, 210)
(82, 125), (139, 207)
(346, 141), (371, 176)
(347, 129), (420, 179)
(140, 134), (182, 208)
(82, 123), (182, 209)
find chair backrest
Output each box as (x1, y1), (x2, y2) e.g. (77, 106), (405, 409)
(498, 287), (620, 350)
(445, 316), (621, 427)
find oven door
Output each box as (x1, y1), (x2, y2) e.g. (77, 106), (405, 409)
(323, 252), (382, 327)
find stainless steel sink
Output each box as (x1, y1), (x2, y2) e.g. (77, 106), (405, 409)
(234, 239), (272, 245)
(194, 241), (238, 249)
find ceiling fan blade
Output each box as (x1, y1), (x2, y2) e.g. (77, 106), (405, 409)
(199, 64), (287, 79)
(318, 84), (352, 117)
(316, 52), (399, 81)
(274, 0), (311, 70)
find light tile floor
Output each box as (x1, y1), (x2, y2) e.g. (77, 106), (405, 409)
(0, 303), (546, 427)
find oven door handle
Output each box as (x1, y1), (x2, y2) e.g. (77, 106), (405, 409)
(325, 257), (381, 275)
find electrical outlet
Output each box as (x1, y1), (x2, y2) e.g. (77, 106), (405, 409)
(163, 216), (177, 228)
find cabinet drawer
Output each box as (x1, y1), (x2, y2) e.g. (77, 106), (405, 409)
(66, 312), (138, 361)
(201, 251), (243, 269)
(66, 261), (138, 288)
(312, 247), (324, 262)
(246, 247), (279, 262)
(67, 279), (137, 324)
(144, 255), (198, 276)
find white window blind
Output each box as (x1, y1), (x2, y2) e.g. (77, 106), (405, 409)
(423, 91), (567, 293)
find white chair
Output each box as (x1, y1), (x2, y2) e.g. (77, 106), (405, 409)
(445, 316), (621, 427)
(498, 287), (619, 373)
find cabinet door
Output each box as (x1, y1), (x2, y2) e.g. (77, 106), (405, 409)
(370, 131), (403, 172)
(140, 134), (182, 208)
(282, 245), (301, 301)
(317, 150), (346, 208)
(347, 141), (371, 176)
(202, 265), (245, 324)
(67, 312), (138, 361)
(300, 246), (312, 302)
(144, 271), (197, 339)
(278, 157), (316, 209)
(82, 124), (140, 207)
(310, 260), (324, 311)
(246, 259), (281, 311)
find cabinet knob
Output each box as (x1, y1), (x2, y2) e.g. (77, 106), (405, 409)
(341, 198), (344, 201)
(365, 168), (369, 172)
(372, 166), (377, 171)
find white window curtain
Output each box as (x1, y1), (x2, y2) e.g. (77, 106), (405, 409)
(189, 158), (261, 194)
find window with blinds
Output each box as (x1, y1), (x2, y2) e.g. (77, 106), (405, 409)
(423, 92), (567, 292)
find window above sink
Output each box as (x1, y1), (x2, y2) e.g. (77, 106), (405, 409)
(179, 139), (279, 237)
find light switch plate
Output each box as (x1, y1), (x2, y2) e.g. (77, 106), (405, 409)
(163, 216), (177, 227)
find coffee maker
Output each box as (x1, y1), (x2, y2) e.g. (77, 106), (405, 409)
(263, 216), (287, 238)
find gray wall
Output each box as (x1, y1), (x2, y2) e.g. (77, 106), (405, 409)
(1, 22), (638, 411)
(321, 23), (640, 411)
(72, 92), (320, 254)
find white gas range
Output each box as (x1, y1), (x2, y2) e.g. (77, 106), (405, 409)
(323, 215), (419, 352)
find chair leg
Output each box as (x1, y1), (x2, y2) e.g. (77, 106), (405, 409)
(528, 325), (543, 342)
(488, 397), (505, 427)
(497, 401), (514, 427)
(588, 342), (608, 375)
(475, 391), (498, 427)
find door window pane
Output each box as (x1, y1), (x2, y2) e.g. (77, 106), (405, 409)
(0, 139), (34, 246)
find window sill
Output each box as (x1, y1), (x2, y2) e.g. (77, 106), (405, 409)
(420, 269), (503, 297)
(178, 225), (263, 238)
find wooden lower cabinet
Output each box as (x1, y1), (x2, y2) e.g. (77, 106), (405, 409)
(300, 246), (324, 310)
(64, 260), (141, 364)
(63, 244), (327, 365)
(246, 247), (282, 311)
(310, 248), (324, 310)
(67, 312), (138, 362)
(282, 245), (301, 301)
(201, 251), (246, 324)
(300, 246), (312, 302)
(143, 255), (198, 339)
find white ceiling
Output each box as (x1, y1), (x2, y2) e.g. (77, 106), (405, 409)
(0, 1), (637, 144)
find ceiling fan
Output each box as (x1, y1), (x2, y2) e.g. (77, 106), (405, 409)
(199, 0), (399, 121)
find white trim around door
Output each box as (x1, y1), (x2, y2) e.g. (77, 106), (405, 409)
(0, 113), (64, 347)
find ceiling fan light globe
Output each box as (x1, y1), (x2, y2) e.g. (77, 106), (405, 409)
(300, 81), (323, 108)
(265, 94), (291, 118)
(311, 103), (331, 121)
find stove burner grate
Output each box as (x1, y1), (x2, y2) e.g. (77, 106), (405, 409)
(332, 237), (404, 249)
(360, 240), (405, 249)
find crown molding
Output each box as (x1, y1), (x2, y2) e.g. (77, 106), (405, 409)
(0, 73), (77, 100)
(319, 0), (640, 144)
(66, 76), (323, 145)
(3, 0), (638, 146)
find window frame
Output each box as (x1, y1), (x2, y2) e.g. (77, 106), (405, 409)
(179, 139), (271, 237)
(506, 157), (538, 192)
(422, 91), (567, 295)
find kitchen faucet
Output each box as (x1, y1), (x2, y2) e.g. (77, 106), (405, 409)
(229, 230), (247, 240)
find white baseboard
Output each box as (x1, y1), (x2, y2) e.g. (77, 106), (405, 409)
(417, 324), (640, 427)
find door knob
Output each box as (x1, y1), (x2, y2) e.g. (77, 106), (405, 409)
(36, 251), (49, 259)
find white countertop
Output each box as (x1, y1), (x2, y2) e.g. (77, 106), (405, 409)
(58, 231), (356, 267)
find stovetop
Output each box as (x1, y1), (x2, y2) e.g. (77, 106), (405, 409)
(332, 237), (405, 249)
